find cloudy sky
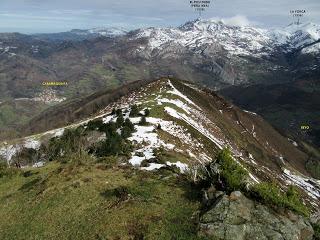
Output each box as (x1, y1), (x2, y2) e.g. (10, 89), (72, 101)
(0, 0), (319, 33)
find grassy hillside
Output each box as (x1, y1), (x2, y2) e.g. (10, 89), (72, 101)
(220, 78), (320, 148)
(0, 100), (48, 140)
(0, 77), (317, 239)
(0, 158), (204, 240)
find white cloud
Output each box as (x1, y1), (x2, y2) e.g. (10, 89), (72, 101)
(208, 15), (253, 27)
(222, 15), (251, 27)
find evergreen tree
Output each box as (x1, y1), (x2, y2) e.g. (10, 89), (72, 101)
(130, 104), (139, 117)
(116, 114), (124, 127)
(95, 133), (132, 157)
(87, 119), (104, 131)
(139, 116), (147, 125)
(102, 122), (117, 138)
(116, 109), (122, 116)
(121, 126), (132, 139)
(123, 118), (135, 132)
(144, 108), (150, 116)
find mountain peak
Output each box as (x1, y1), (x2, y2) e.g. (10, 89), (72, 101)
(269, 22), (320, 49)
(179, 18), (236, 31)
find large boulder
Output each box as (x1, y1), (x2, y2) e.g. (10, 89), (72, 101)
(199, 191), (314, 240)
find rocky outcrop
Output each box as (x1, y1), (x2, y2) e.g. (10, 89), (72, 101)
(199, 191), (314, 240)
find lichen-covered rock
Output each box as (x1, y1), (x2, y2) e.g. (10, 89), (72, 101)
(199, 191), (314, 240)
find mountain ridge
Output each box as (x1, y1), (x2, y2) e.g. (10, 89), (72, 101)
(132, 18), (320, 55)
(1, 78), (319, 208)
(1, 77), (319, 239)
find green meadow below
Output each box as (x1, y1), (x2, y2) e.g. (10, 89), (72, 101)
(0, 158), (206, 240)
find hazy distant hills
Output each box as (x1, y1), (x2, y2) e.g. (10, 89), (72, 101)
(32, 27), (128, 42)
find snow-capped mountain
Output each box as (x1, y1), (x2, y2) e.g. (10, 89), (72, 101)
(131, 18), (320, 56)
(271, 22), (320, 51)
(132, 19), (272, 56)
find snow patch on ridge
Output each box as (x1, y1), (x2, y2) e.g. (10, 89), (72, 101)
(141, 163), (165, 171)
(283, 168), (320, 201)
(127, 125), (174, 167)
(167, 80), (200, 109)
(164, 106), (224, 149)
(127, 116), (207, 170)
(166, 161), (188, 173)
(24, 139), (41, 150)
(244, 110), (257, 116)
(0, 144), (21, 162)
(157, 98), (191, 114)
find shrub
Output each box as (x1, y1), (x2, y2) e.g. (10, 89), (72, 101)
(186, 148), (248, 191)
(100, 122), (117, 138)
(129, 104), (139, 117)
(123, 118), (135, 132)
(313, 223), (320, 240)
(251, 182), (285, 207)
(153, 146), (165, 159)
(86, 119), (104, 131)
(189, 149), (309, 217)
(0, 160), (19, 178)
(44, 127), (88, 161)
(306, 159), (320, 180)
(144, 108), (150, 116)
(216, 148), (248, 192)
(59, 128), (83, 152)
(46, 137), (64, 161)
(121, 126), (133, 139)
(251, 182), (309, 216)
(116, 114), (124, 127)
(139, 116), (147, 126)
(91, 118), (135, 157)
(115, 109), (122, 116)
(95, 133), (132, 157)
(285, 185), (310, 216)
(11, 148), (39, 167)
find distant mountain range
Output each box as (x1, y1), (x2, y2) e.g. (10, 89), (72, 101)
(1, 19), (319, 88)
(32, 27), (128, 41)
(133, 19), (320, 55)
